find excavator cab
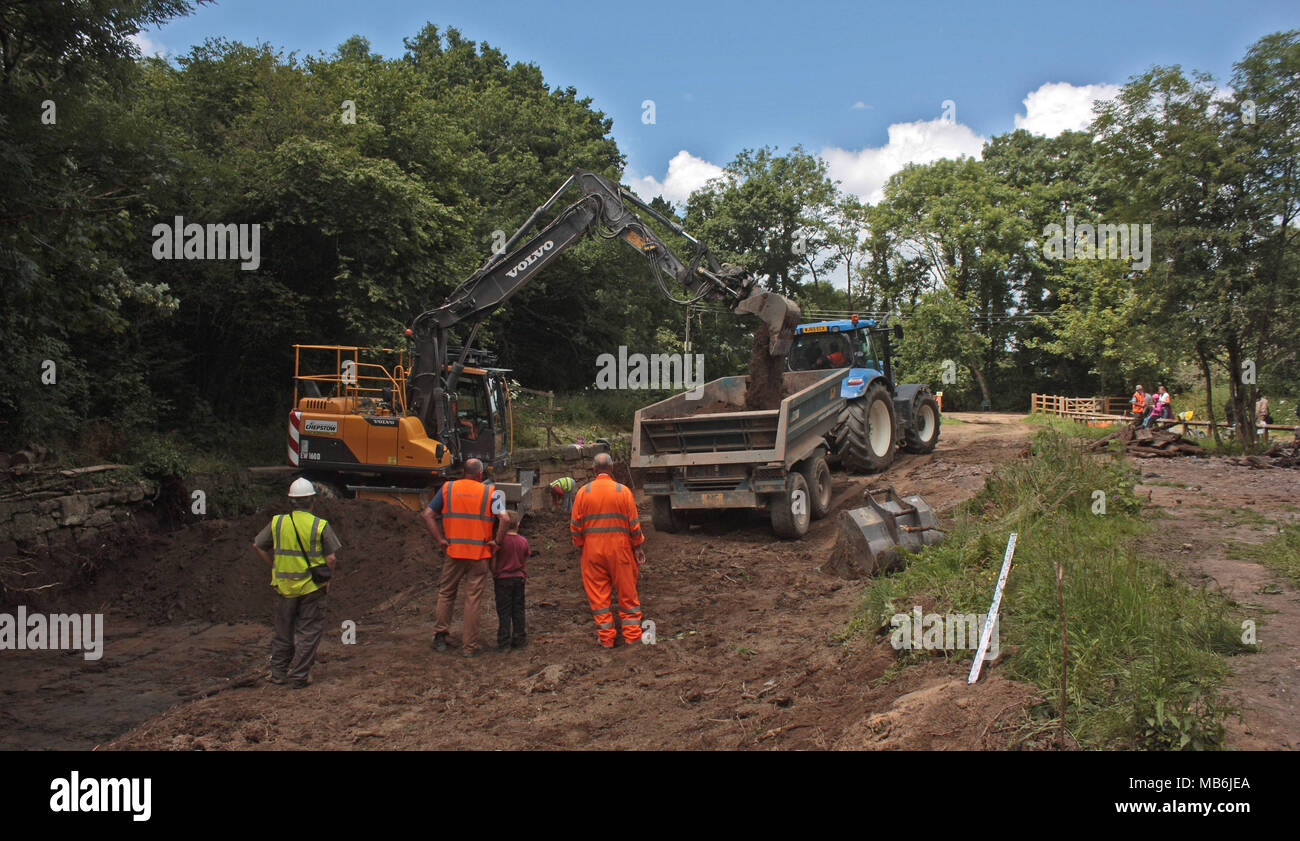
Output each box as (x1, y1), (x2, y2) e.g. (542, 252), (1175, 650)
(451, 370), (511, 465)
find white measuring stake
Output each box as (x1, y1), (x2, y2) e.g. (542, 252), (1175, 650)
(968, 532), (1018, 684)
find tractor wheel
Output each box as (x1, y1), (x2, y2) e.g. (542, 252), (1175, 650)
(798, 453), (832, 520)
(770, 471), (811, 538)
(903, 393), (941, 454)
(651, 496), (686, 533)
(833, 383), (897, 472)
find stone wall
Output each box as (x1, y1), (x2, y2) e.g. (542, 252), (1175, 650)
(510, 436), (634, 512)
(0, 480), (155, 558)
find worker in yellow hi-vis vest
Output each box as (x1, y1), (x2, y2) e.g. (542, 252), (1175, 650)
(252, 478), (341, 688)
(550, 475), (576, 513)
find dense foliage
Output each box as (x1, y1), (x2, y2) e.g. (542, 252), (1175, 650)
(0, 2), (1295, 456)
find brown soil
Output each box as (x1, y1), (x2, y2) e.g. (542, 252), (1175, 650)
(1136, 457), (1300, 750)
(743, 310), (800, 411)
(680, 399), (744, 416)
(0, 413), (1047, 751)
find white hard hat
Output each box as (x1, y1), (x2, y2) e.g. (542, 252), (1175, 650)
(288, 477), (317, 498)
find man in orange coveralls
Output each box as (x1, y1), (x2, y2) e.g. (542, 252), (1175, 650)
(570, 453), (646, 648)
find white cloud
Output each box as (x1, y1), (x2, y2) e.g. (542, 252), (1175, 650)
(1014, 82), (1122, 137)
(128, 31), (167, 58)
(626, 150), (725, 206)
(821, 118), (986, 204)
(629, 80), (1119, 211)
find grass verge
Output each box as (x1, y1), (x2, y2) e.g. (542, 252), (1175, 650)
(845, 426), (1252, 749)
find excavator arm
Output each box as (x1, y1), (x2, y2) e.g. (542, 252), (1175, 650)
(406, 168), (799, 459)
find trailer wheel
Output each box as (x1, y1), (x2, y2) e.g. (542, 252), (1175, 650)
(903, 393), (941, 454)
(798, 453), (832, 520)
(770, 472), (811, 538)
(651, 496), (686, 533)
(834, 382), (897, 472)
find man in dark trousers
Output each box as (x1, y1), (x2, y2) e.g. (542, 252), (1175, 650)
(252, 478), (340, 688)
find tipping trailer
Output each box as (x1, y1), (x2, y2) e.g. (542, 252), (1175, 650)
(631, 370), (845, 538)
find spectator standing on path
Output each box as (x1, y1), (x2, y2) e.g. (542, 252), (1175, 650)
(1256, 393), (1273, 426)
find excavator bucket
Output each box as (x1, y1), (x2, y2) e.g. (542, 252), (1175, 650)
(822, 486), (944, 579)
(735, 290), (800, 356)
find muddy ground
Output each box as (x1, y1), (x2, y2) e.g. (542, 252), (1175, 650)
(3, 415), (1296, 750)
(0, 414), (1044, 750)
(1136, 456), (1300, 749)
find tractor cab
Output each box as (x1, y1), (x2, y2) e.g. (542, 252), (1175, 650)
(787, 317), (896, 399)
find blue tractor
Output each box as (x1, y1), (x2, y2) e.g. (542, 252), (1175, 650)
(785, 316), (941, 474)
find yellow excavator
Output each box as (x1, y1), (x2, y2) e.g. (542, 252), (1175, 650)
(286, 168), (797, 510)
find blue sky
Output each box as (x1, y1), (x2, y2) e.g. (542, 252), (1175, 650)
(137, 0), (1298, 203)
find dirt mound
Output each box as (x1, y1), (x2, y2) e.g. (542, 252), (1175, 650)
(52, 499), (433, 624)
(833, 665), (1043, 750)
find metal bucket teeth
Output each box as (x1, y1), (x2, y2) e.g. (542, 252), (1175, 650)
(824, 486), (944, 578)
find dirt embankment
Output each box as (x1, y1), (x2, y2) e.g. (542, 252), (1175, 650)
(2, 414), (1050, 751)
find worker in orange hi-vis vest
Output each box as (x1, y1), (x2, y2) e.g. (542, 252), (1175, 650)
(421, 458), (509, 657)
(570, 453), (646, 648)
(1130, 384), (1147, 425)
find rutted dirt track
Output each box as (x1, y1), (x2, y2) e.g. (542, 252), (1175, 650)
(0, 414), (1044, 750)
(1137, 457), (1300, 749)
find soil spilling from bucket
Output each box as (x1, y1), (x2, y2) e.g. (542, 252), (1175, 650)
(744, 311), (800, 411)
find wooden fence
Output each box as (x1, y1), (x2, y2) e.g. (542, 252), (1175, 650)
(1030, 392), (1297, 444)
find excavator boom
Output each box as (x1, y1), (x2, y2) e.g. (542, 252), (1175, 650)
(407, 168), (799, 463)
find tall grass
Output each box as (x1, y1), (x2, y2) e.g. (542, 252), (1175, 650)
(848, 428), (1251, 749)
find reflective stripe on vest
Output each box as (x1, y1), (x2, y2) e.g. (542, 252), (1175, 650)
(271, 511), (327, 596)
(441, 479), (494, 560)
(572, 477), (641, 543)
